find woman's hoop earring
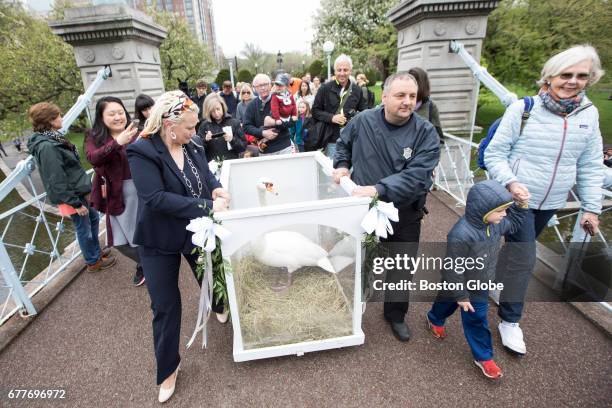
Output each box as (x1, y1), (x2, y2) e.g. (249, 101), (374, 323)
(170, 131), (177, 140)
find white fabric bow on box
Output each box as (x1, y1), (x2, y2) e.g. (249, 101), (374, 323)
(185, 216), (231, 349)
(360, 200), (399, 239)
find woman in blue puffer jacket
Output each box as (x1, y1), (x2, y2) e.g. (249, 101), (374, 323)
(484, 45), (605, 356)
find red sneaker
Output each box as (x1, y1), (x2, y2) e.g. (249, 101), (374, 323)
(474, 360), (503, 379)
(426, 314), (447, 339)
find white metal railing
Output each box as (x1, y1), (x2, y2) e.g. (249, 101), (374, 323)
(0, 66), (111, 325)
(0, 166), (94, 325)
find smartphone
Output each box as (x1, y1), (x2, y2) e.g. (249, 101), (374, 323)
(211, 132), (226, 138)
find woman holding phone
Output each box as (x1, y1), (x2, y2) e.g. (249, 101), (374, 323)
(85, 97), (143, 286)
(196, 93), (245, 162)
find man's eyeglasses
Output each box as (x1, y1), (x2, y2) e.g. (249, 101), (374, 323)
(559, 72), (590, 81)
(254, 83), (270, 89)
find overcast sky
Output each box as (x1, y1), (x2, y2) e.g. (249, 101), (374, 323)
(26, 0), (322, 57)
(212, 0), (321, 57)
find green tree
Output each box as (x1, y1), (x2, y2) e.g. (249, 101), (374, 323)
(240, 42), (271, 73)
(484, 0), (611, 88)
(150, 10), (215, 90)
(215, 69), (231, 85)
(0, 1), (82, 135)
(237, 69), (253, 83)
(308, 59), (327, 79)
(312, 0), (398, 79)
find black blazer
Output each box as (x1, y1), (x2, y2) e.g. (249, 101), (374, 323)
(126, 133), (222, 253)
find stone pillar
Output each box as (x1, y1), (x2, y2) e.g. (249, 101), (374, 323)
(388, 0), (499, 134)
(49, 4), (167, 118)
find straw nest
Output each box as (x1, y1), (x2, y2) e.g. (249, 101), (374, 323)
(234, 256), (353, 349)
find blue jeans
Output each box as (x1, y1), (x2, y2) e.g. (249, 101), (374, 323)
(325, 143), (336, 159)
(497, 208), (557, 323)
(70, 203), (101, 265)
(428, 290), (492, 361)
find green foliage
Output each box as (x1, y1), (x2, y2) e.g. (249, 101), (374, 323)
(312, 0), (398, 79)
(364, 67), (382, 84)
(0, 2), (82, 135)
(150, 10), (214, 90)
(484, 0), (611, 87)
(215, 69), (231, 85)
(236, 69), (253, 83)
(308, 59), (325, 79)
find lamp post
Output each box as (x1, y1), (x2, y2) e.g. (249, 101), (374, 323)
(323, 40), (334, 81)
(302, 60), (306, 73)
(254, 62), (258, 73)
(227, 58), (235, 89)
(276, 51), (283, 72)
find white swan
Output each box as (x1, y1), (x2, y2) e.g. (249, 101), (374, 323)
(253, 177), (336, 290)
(256, 177), (277, 207)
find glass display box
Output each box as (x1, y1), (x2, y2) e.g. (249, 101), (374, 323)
(215, 152), (371, 362)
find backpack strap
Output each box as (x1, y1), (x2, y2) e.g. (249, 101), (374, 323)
(519, 96), (534, 135)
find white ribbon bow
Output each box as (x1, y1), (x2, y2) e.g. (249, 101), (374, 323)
(360, 200), (399, 239)
(185, 216), (231, 349)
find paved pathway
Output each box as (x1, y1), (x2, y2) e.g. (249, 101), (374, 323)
(0, 192), (609, 407)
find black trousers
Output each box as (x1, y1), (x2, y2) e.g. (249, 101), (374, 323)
(139, 247), (223, 384)
(382, 206), (423, 323)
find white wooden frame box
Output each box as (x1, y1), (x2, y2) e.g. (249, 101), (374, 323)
(215, 151), (370, 362)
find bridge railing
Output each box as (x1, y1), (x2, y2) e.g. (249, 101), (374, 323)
(0, 66), (111, 325)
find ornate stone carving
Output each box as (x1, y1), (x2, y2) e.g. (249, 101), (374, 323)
(465, 20), (479, 35)
(434, 22), (446, 36)
(81, 48), (95, 63)
(414, 24), (421, 39)
(111, 46), (125, 60)
(153, 50), (158, 62)
(136, 45), (143, 60)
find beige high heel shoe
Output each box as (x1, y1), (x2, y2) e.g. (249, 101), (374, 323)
(158, 363), (180, 403)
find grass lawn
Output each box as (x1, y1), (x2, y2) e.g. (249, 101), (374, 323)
(370, 82), (611, 145)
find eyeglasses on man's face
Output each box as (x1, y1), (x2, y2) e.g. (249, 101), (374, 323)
(254, 83), (270, 89)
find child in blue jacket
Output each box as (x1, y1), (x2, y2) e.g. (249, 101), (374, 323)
(427, 179), (528, 379)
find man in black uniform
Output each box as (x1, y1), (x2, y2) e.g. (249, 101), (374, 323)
(333, 72), (440, 341)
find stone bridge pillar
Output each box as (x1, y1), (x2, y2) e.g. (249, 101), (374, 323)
(388, 0), (499, 134)
(50, 4), (167, 118)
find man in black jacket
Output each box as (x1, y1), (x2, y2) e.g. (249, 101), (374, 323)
(243, 74), (292, 155)
(333, 72), (440, 342)
(310, 54), (367, 155)
(220, 80), (239, 118)
(191, 78), (208, 132)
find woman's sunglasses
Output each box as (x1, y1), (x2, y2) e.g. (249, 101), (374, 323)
(559, 72), (590, 81)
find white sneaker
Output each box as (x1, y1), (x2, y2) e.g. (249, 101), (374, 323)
(216, 311), (229, 324)
(498, 321), (526, 355)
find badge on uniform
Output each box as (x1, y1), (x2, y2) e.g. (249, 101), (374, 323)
(403, 147), (413, 160)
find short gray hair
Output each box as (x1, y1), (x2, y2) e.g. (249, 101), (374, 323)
(538, 44), (604, 86)
(383, 72), (418, 94)
(252, 73), (271, 86)
(334, 54), (353, 70)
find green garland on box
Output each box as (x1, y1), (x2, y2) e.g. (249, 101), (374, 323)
(191, 209), (229, 310)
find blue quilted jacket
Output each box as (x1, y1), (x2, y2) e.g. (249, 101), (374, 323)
(484, 95), (603, 214)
